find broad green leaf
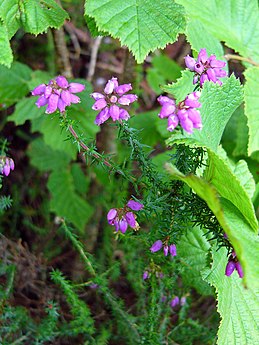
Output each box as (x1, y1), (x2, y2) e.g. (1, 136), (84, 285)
(28, 137), (71, 172)
(205, 149), (258, 231)
(0, 62), (32, 106)
(47, 169), (93, 232)
(166, 164), (259, 288)
(202, 247), (259, 345)
(0, 21), (12, 67)
(161, 69), (194, 103)
(177, 226), (212, 295)
(85, 0), (186, 63)
(232, 107), (248, 157)
(0, 0), (69, 37)
(193, 75), (243, 151)
(176, 0), (259, 61)
(84, 14), (106, 37)
(186, 19), (224, 59)
(27, 70), (53, 90)
(71, 163), (90, 196)
(8, 97), (45, 125)
(152, 55), (182, 81)
(233, 160), (256, 199)
(244, 67), (259, 155)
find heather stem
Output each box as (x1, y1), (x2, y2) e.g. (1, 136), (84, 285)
(224, 54), (259, 67)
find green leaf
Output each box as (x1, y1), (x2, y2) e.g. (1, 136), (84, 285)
(177, 226), (212, 295)
(0, 21), (13, 67)
(176, 0), (259, 61)
(202, 247), (259, 345)
(232, 106), (249, 157)
(244, 67), (259, 156)
(185, 19), (224, 59)
(0, 0), (69, 37)
(0, 62), (32, 107)
(85, 0), (186, 63)
(28, 137), (71, 172)
(232, 160), (256, 199)
(8, 97), (45, 125)
(47, 169), (93, 232)
(166, 163), (259, 288)
(162, 69), (194, 103)
(84, 14), (105, 37)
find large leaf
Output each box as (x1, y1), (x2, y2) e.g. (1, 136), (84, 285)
(85, 0), (186, 63)
(0, 21), (12, 67)
(176, 0), (259, 61)
(166, 164), (259, 288)
(162, 69), (194, 103)
(244, 67), (259, 156)
(47, 169), (93, 232)
(203, 247), (259, 345)
(0, 0), (69, 37)
(0, 62), (32, 107)
(177, 226), (212, 295)
(8, 97), (45, 125)
(28, 137), (71, 172)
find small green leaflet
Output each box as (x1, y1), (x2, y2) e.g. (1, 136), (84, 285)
(85, 0), (186, 63)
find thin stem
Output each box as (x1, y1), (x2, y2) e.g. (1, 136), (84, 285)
(224, 54), (259, 67)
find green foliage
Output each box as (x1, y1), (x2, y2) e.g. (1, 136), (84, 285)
(203, 247), (259, 345)
(47, 169), (93, 232)
(177, 226), (212, 295)
(0, 62), (32, 107)
(0, 195), (12, 213)
(85, 0), (186, 63)
(162, 69), (194, 103)
(244, 66), (259, 155)
(0, 21), (12, 67)
(177, 0), (259, 61)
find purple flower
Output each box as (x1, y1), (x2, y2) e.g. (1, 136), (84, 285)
(0, 156), (15, 176)
(143, 271), (149, 280)
(157, 92), (202, 134)
(170, 296), (180, 308)
(225, 252), (244, 278)
(31, 76), (85, 114)
(107, 198), (143, 233)
(150, 240), (163, 253)
(169, 244), (177, 257)
(91, 77), (138, 125)
(185, 48), (227, 86)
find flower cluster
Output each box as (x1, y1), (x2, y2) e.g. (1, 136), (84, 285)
(170, 296), (186, 308)
(185, 48), (227, 86)
(0, 156), (15, 176)
(150, 239), (177, 257)
(31, 76), (85, 114)
(225, 251), (243, 278)
(107, 199), (143, 233)
(91, 77), (138, 125)
(157, 92), (202, 134)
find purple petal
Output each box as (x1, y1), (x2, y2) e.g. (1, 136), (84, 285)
(68, 82), (85, 93)
(150, 240), (163, 253)
(119, 218), (128, 233)
(35, 95), (48, 108)
(92, 98), (107, 110)
(109, 105), (120, 121)
(57, 98), (66, 112)
(198, 48), (208, 64)
(184, 55), (196, 71)
(163, 245), (169, 256)
(200, 73), (209, 85)
(170, 296), (180, 308)
(90, 92), (105, 101)
(3, 164), (10, 176)
(125, 212), (136, 228)
(119, 108), (130, 121)
(56, 76), (69, 88)
(206, 68), (217, 83)
(157, 95), (175, 106)
(180, 118), (194, 134)
(118, 94), (138, 105)
(184, 93), (201, 108)
(70, 94), (80, 104)
(225, 260), (235, 277)
(61, 90), (72, 106)
(104, 77), (118, 94)
(169, 244), (177, 257)
(46, 94), (59, 114)
(94, 107), (110, 125)
(187, 109), (202, 129)
(115, 83), (132, 95)
(158, 104), (175, 119)
(107, 208), (117, 223)
(180, 297), (186, 306)
(143, 271), (149, 280)
(31, 84), (46, 96)
(209, 56), (226, 68)
(9, 158), (15, 171)
(235, 262), (244, 278)
(44, 86), (53, 99)
(193, 75), (199, 85)
(177, 109), (188, 121)
(194, 62), (204, 74)
(214, 68), (227, 78)
(127, 200), (143, 211)
(167, 114), (179, 131)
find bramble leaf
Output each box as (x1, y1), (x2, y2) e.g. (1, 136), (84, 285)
(202, 246), (259, 345)
(85, 0), (186, 63)
(0, 21), (12, 67)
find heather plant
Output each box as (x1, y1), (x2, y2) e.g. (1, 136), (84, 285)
(0, 1), (259, 344)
